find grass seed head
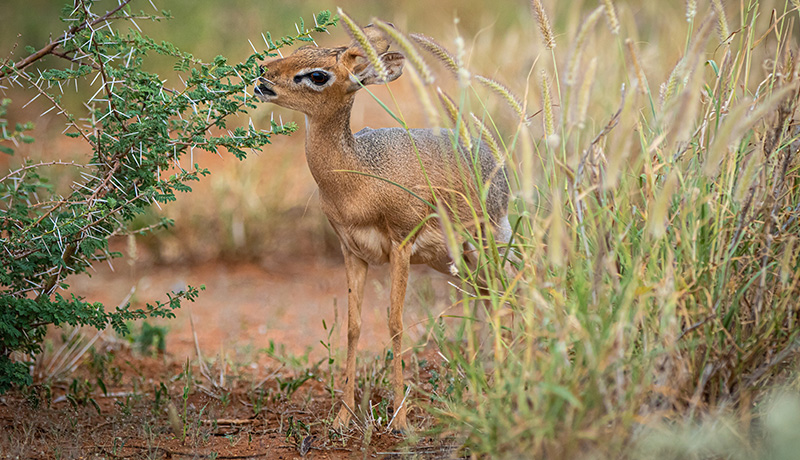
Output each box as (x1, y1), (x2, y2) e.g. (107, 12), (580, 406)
(540, 70), (555, 137)
(373, 19), (435, 85)
(410, 33), (459, 76)
(710, 0), (730, 43)
(436, 87), (473, 152)
(574, 56), (598, 129)
(474, 75), (525, 120)
(601, 0), (621, 35)
(686, 0), (697, 21)
(625, 38), (648, 95)
(530, 0), (556, 49)
(337, 8), (388, 82)
(470, 112), (504, 162)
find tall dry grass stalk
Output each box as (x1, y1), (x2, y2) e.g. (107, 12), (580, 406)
(566, 6), (604, 87)
(624, 38), (649, 95)
(383, 1), (800, 458)
(573, 56), (597, 128)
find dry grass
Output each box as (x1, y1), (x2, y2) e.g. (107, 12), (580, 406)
(3, 0), (800, 458)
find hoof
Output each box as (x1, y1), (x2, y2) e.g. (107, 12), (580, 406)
(389, 418), (409, 435)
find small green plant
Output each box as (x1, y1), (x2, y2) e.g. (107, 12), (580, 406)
(248, 387), (269, 416)
(152, 381), (169, 415)
(284, 415), (311, 446)
(0, 1), (337, 393)
(87, 347), (122, 386)
(132, 321), (168, 356)
(66, 378), (101, 414)
(276, 371), (313, 400)
(319, 317), (336, 401)
(180, 359), (192, 442)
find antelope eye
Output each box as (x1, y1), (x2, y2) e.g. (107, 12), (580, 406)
(308, 71), (329, 85)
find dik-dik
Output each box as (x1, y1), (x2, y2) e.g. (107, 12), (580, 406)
(254, 25), (510, 431)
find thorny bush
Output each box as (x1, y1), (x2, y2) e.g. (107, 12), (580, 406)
(0, 0), (337, 392)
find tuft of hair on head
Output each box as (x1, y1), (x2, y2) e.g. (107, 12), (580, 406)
(530, 0), (556, 49)
(337, 8), (388, 81)
(373, 19), (435, 85)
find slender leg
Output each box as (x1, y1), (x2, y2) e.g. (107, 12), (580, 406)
(333, 245), (368, 428)
(388, 241), (412, 431)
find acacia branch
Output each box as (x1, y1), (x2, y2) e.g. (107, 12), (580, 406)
(0, 0), (134, 79)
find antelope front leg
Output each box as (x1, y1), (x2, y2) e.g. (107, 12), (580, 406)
(389, 241), (412, 431)
(334, 245), (368, 429)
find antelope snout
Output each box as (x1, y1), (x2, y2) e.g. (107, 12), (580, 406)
(254, 77), (277, 101)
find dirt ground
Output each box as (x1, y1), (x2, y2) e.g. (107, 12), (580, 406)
(0, 256), (466, 459)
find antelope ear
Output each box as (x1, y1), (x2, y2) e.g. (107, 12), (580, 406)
(342, 49), (405, 90)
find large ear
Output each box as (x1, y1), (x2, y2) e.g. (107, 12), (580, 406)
(345, 51), (404, 89)
(340, 23), (405, 90)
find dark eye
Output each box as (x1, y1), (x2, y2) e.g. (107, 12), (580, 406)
(308, 71), (329, 85)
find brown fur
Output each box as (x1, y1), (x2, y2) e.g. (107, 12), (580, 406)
(255, 25), (510, 431)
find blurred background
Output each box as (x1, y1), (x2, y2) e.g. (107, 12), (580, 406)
(1, 0), (778, 358)
(0, 0), (697, 264)
(0, 0), (538, 264)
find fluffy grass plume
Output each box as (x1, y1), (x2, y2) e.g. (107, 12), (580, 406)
(410, 33), (459, 75)
(624, 38), (648, 95)
(474, 75), (525, 120)
(601, 0), (620, 35)
(470, 112), (503, 162)
(436, 87), (473, 152)
(574, 56), (597, 128)
(530, 0), (556, 48)
(540, 69), (555, 137)
(337, 8), (388, 81)
(686, 0), (698, 21)
(711, 0), (730, 42)
(372, 19), (435, 85)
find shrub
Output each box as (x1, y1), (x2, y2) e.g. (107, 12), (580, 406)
(0, 0), (337, 393)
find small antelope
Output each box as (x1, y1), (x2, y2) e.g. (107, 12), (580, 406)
(255, 24), (510, 431)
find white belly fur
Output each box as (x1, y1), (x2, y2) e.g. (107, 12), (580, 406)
(340, 225), (391, 265)
(339, 225), (450, 267)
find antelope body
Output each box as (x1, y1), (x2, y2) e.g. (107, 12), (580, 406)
(255, 25), (510, 431)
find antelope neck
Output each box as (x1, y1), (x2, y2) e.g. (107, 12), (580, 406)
(303, 96), (359, 185)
